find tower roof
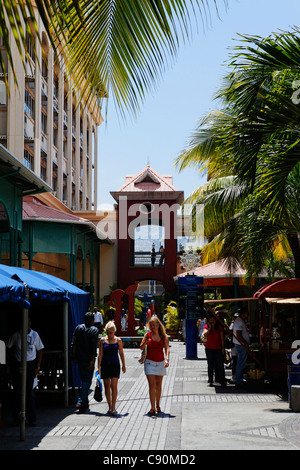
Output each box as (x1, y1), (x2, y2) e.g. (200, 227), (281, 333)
(110, 165), (184, 203)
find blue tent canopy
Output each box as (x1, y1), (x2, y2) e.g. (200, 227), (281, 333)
(0, 264), (90, 326)
(0, 272), (25, 305)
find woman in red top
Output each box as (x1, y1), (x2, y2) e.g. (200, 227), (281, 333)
(203, 314), (226, 386)
(140, 316), (170, 416)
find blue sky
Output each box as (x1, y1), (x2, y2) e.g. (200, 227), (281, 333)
(97, 0), (300, 208)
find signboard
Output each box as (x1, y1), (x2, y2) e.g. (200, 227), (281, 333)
(177, 275), (204, 320)
(177, 275), (204, 359)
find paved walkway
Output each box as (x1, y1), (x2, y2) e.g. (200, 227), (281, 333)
(1, 342), (300, 451)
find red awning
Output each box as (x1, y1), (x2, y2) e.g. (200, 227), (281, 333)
(254, 278), (300, 299)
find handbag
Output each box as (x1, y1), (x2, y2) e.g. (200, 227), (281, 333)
(138, 345), (147, 364)
(94, 372), (103, 402)
(200, 334), (207, 344)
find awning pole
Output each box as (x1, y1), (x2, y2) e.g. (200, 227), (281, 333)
(63, 294), (69, 407)
(20, 285), (29, 441)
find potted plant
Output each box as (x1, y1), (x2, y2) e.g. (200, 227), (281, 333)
(164, 301), (181, 340)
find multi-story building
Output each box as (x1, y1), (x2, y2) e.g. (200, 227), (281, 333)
(0, 8), (107, 300)
(0, 13), (102, 211)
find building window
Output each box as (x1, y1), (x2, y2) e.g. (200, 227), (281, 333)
(24, 149), (33, 170)
(24, 90), (34, 119)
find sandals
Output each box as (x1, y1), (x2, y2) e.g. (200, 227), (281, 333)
(147, 409), (156, 416)
(156, 406), (161, 414)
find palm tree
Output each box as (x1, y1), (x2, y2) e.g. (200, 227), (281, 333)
(175, 30), (300, 278)
(0, 0), (228, 116)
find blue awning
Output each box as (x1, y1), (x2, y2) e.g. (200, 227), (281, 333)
(0, 272), (25, 305)
(0, 263), (90, 332)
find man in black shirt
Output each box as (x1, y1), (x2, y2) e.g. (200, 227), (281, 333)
(72, 312), (98, 413)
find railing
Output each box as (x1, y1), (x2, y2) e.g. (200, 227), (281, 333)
(130, 251), (165, 267)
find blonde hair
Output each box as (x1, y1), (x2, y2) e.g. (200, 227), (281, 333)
(148, 316), (166, 339)
(105, 321), (116, 333)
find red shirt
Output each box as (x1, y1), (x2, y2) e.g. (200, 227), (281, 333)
(146, 332), (165, 362)
(204, 325), (223, 350)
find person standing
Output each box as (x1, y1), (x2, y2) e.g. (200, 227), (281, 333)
(151, 243), (156, 267)
(72, 311), (99, 413)
(202, 315), (226, 386)
(97, 321), (126, 415)
(140, 316), (169, 416)
(7, 316), (44, 426)
(159, 245), (165, 266)
(233, 307), (250, 388)
(94, 307), (104, 334)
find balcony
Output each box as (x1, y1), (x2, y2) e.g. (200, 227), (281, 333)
(130, 251), (165, 267)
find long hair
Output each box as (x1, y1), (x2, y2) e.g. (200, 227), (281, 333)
(207, 314), (221, 331)
(149, 316), (167, 339)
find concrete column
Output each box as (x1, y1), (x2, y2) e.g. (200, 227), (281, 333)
(47, 49), (54, 187)
(57, 65), (64, 201)
(75, 99), (80, 209)
(34, 37), (41, 176)
(67, 82), (73, 207)
(94, 126), (98, 210)
(82, 110), (87, 210)
(88, 118), (93, 209)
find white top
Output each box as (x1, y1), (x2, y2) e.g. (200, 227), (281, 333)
(94, 310), (103, 324)
(233, 317), (250, 345)
(7, 329), (44, 362)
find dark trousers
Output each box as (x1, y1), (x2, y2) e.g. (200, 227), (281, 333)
(11, 360), (37, 425)
(205, 347), (225, 384)
(77, 363), (94, 406)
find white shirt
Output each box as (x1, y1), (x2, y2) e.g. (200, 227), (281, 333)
(7, 329), (44, 362)
(94, 310), (103, 324)
(233, 317), (250, 345)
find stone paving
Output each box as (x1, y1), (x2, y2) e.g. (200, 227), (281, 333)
(0, 341), (300, 451)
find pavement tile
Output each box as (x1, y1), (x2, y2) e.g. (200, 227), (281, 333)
(0, 342), (299, 452)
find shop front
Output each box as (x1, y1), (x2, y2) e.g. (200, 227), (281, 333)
(254, 278), (300, 380)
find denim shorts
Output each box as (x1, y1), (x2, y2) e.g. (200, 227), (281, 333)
(144, 359), (166, 376)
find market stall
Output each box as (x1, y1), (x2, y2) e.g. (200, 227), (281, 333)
(253, 278), (300, 379)
(0, 264), (90, 440)
(204, 279), (300, 384)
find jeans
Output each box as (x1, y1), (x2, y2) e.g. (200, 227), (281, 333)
(77, 364), (94, 406)
(235, 344), (247, 385)
(205, 348), (225, 384)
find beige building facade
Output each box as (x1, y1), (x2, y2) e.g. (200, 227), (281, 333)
(0, 11), (102, 212)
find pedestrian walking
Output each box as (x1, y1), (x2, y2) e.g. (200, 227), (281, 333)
(233, 307), (250, 388)
(7, 316), (44, 426)
(202, 314), (226, 386)
(140, 316), (169, 416)
(72, 311), (99, 413)
(97, 321), (126, 415)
